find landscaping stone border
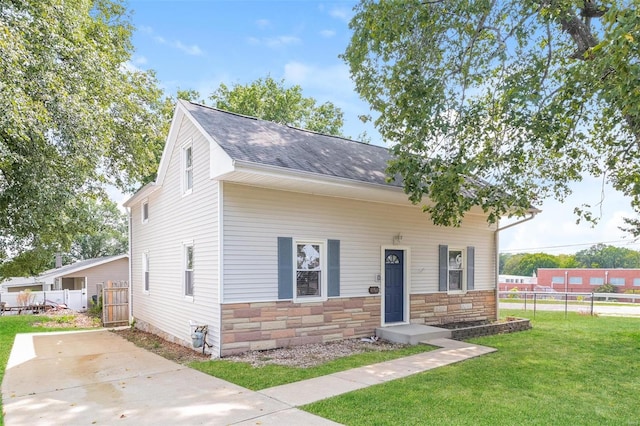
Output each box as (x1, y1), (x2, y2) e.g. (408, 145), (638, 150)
(449, 317), (531, 340)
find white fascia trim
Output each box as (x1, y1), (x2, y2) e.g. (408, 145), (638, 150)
(123, 182), (159, 208)
(232, 160), (404, 193)
(38, 254), (130, 282)
(155, 103), (187, 186)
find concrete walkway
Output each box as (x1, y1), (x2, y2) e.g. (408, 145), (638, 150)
(2, 330), (496, 425)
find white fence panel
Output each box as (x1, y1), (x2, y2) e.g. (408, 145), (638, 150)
(0, 290), (86, 312)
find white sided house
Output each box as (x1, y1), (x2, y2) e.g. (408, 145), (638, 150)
(125, 100), (502, 357)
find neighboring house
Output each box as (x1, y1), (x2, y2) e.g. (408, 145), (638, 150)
(38, 255), (129, 303)
(0, 277), (44, 293)
(1, 255), (128, 311)
(124, 100), (525, 357)
(537, 268), (640, 293)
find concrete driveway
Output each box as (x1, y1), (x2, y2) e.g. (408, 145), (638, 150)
(1, 329), (337, 425)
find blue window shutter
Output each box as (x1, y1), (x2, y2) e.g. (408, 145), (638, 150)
(439, 245), (448, 292)
(467, 246), (475, 290)
(328, 239), (340, 297)
(277, 237), (293, 299)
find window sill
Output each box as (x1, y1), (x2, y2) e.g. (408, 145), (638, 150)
(293, 296), (327, 304)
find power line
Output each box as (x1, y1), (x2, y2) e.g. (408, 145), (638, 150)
(499, 238), (640, 254)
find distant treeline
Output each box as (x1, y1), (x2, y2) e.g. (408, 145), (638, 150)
(500, 244), (640, 276)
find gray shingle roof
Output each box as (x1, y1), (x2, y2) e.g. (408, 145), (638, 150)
(38, 255), (127, 281)
(182, 101), (401, 187)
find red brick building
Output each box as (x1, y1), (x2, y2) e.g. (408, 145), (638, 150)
(537, 268), (640, 293)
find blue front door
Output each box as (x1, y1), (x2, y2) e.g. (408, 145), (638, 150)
(385, 250), (404, 323)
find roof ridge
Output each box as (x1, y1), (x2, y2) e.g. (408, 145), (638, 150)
(185, 100), (387, 150)
(185, 100), (258, 121)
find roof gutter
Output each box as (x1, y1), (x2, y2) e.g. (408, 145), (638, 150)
(496, 209), (540, 232)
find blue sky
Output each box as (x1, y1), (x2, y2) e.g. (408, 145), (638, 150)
(124, 0), (639, 257)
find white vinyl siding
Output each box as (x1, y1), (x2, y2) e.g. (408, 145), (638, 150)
(222, 183), (496, 302)
(129, 117), (220, 355)
(65, 258), (129, 302)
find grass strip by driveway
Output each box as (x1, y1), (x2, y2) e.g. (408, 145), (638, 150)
(303, 310), (640, 426)
(189, 343), (435, 390)
(0, 315), (89, 426)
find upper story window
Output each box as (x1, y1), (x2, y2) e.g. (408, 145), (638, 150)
(634, 278), (640, 286)
(184, 244), (194, 297)
(590, 277), (604, 285)
(551, 276), (564, 284)
(183, 143), (193, 195)
(448, 249), (464, 292)
(569, 277), (582, 285)
(295, 242), (325, 300)
(142, 201), (149, 223)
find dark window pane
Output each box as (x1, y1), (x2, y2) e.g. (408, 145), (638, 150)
(449, 270), (462, 290)
(297, 271), (320, 296)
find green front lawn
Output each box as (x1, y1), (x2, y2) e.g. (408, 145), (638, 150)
(303, 310), (640, 425)
(190, 343), (435, 390)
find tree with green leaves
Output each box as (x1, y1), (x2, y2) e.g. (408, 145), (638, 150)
(0, 0), (165, 275)
(67, 199), (128, 262)
(503, 252), (561, 276)
(574, 243), (640, 268)
(210, 76), (345, 136)
(344, 0), (640, 229)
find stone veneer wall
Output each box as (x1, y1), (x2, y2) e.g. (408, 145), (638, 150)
(410, 290), (497, 325)
(221, 297), (381, 356)
(221, 291), (497, 356)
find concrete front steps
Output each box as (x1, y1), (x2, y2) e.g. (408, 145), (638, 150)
(375, 324), (452, 345)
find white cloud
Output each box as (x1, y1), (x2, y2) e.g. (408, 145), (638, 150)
(320, 29), (336, 38)
(283, 61), (352, 93)
(329, 6), (353, 23)
(172, 40), (203, 56)
(247, 35), (301, 48)
(132, 55), (148, 66)
(141, 26), (204, 56)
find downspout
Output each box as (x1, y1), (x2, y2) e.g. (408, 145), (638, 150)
(494, 210), (540, 320)
(127, 207), (133, 325)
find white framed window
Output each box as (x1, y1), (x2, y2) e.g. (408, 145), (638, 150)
(142, 252), (150, 292)
(590, 277), (604, 285)
(569, 277), (582, 285)
(182, 143), (193, 195)
(551, 276), (565, 284)
(634, 278), (640, 287)
(142, 200), (149, 223)
(184, 244), (194, 297)
(295, 241), (326, 301)
(447, 248), (464, 292)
